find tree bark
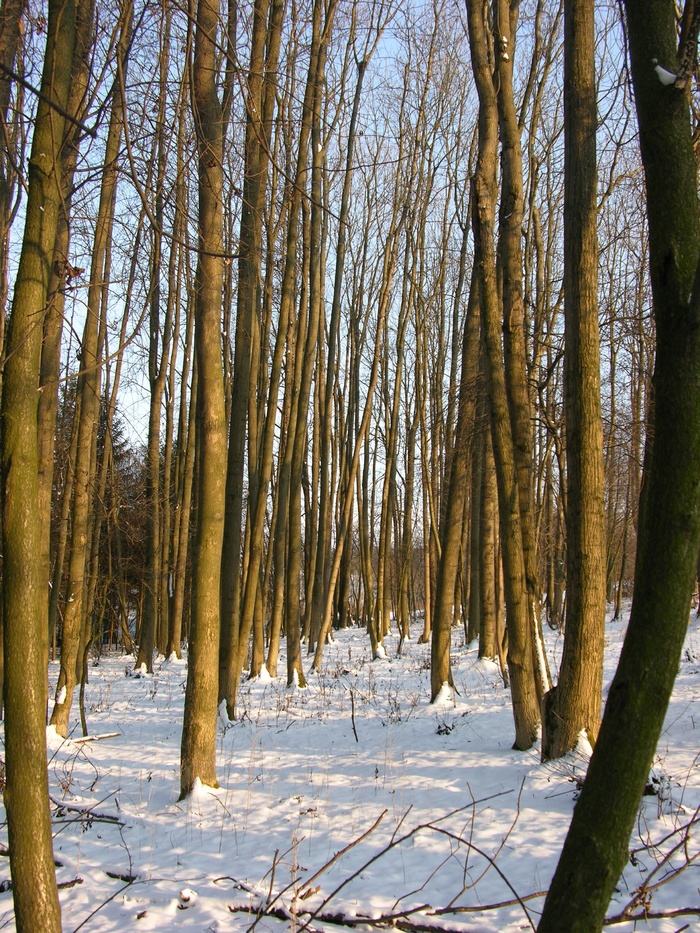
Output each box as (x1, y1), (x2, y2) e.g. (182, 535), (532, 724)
(180, 0), (228, 797)
(466, 0), (540, 750)
(430, 234), (480, 699)
(1, 0), (75, 926)
(49, 2), (124, 735)
(541, 0), (605, 760)
(539, 0), (700, 925)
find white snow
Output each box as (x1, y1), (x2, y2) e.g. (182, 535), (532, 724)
(2, 605), (699, 932)
(533, 598), (552, 693)
(56, 685), (66, 705)
(432, 681), (454, 707)
(254, 664), (272, 684)
(654, 62), (677, 86)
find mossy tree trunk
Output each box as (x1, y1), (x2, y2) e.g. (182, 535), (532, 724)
(539, 0), (700, 927)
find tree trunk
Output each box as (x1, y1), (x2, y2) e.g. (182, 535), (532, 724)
(494, 0), (551, 704)
(539, 0), (700, 925)
(466, 0), (540, 750)
(479, 421), (498, 660)
(1, 0), (75, 926)
(49, 8), (123, 734)
(430, 236), (480, 699)
(180, 0), (228, 797)
(541, 0), (605, 760)
(219, 0), (280, 709)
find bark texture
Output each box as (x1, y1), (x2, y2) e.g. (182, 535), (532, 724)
(541, 0), (606, 760)
(1, 0), (75, 927)
(180, 0), (227, 797)
(539, 0), (700, 926)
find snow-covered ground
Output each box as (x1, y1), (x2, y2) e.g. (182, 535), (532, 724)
(2, 606), (700, 932)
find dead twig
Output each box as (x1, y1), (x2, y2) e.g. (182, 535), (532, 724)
(349, 688), (359, 742)
(71, 880), (141, 933)
(298, 795), (534, 933)
(604, 906), (700, 926)
(614, 803), (700, 922)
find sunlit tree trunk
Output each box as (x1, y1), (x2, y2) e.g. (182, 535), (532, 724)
(466, 0), (540, 750)
(138, 1), (175, 672)
(50, 14), (125, 735)
(479, 420), (498, 660)
(1, 0), (75, 924)
(167, 96), (195, 660)
(430, 227), (480, 699)
(541, 0), (605, 760)
(36, 0), (95, 654)
(220, 0), (283, 710)
(180, 0), (228, 797)
(310, 47), (367, 651)
(494, 0), (551, 703)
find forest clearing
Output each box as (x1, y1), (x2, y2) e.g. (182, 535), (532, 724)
(1, 611), (697, 933)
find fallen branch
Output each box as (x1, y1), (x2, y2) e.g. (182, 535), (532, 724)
(604, 906), (700, 926)
(50, 793), (124, 826)
(71, 732), (121, 744)
(242, 811), (389, 933)
(349, 689), (359, 743)
(233, 896), (553, 933)
(105, 870), (138, 883)
(0, 877), (83, 893)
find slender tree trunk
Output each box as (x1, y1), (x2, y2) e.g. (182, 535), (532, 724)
(494, 0), (551, 703)
(479, 421), (498, 660)
(50, 19), (124, 734)
(220, 0), (280, 709)
(541, 0), (605, 760)
(430, 236), (480, 699)
(180, 0), (228, 797)
(310, 51), (367, 650)
(37, 0), (95, 650)
(466, 0), (540, 750)
(169, 358), (197, 659)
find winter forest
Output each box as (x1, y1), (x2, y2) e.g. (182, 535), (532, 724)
(2, 0), (700, 928)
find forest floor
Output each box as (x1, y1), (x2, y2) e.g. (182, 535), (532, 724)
(2, 605), (700, 932)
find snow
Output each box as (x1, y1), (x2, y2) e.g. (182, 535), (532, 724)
(432, 682), (455, 707)
(2, 605), (700, 931)
(255, 664), (272, 685)
(56, 685), (66, 705)
(654, 62), (677, 86)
